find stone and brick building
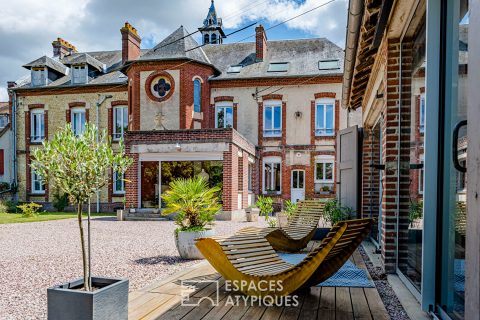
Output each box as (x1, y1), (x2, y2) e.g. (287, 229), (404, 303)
(9, 1), (358, 218)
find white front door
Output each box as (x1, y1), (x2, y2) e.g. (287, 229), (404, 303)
(291, 170), (305, 203)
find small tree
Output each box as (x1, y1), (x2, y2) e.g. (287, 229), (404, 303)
(161, 176), (220, 232)
(30, 123), (132, 291)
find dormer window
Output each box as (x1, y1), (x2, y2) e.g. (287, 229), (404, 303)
(31, 67), (46, 87)
(268, 62), (289, 72)
(72, 64), (88, 84)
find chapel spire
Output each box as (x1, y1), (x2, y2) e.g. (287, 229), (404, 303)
(199, 0), (226, 45)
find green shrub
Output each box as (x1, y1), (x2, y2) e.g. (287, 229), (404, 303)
(284, 200), (297, 218)
(17, 202), (42, 217)
(323, 198), (354, 226)
(52, 191), (69, 212)
(161, 176), (221, 232)
(409, 200), (423, 226)
(255, 196), (273, 216)
(0, 201), (8, 213)
(0, 200), (18, 213)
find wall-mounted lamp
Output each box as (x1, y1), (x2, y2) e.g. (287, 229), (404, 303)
(294, 111), (302, 119)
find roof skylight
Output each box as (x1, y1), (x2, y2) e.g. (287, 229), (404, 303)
(318, 59), (340, 70)
(227, 65), (243, 73)
(268, 62), (289, 72)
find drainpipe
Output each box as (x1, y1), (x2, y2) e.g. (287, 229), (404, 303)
(95, 94), (113, 212)
(11, 90), (18, 200)
(342, 0), (364, 109)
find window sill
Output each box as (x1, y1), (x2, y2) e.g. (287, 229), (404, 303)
(112, 192), (125, 196)
(28, 192), (45, 196)
(263, 191), (281, 196)
(314, 134), (335, 138)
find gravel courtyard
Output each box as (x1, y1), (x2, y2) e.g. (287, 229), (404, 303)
(0, 217), (265, 320)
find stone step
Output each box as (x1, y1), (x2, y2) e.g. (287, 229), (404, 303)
(124, 216), (167, 221)
(126, 213), (163, 218)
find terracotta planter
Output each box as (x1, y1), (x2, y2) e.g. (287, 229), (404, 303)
(175, 229), (215, 259)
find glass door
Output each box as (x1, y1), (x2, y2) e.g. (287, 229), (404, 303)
(437, 0), (469, 318)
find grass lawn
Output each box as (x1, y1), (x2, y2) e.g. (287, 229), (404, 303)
(0, 212), (115, 224)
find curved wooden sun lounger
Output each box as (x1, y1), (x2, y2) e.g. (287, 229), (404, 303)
(237, 200), (325, 252)
(196, 218), (374, 297)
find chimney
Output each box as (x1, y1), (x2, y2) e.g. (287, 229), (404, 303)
(255, 25), (267, 61)
(121, 22), (141, 64)
(52, 38), (77, 59)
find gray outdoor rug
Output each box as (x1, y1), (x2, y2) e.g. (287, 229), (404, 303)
(278, 253), (375, 288)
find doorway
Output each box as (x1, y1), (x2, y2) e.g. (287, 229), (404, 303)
(290, 170), (305, 203)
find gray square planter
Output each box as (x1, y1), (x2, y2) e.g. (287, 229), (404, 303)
(47, 277), (128, 320)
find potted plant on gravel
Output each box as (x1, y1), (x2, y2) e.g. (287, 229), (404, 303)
(278, 200), (298, 227)
(161, 176), (221, 259)
(256, 196), (277, 227)
(31, 123), (132, 320)
(245, 205), (260, 222)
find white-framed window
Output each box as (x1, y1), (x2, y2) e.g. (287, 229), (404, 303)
(0, 114), (8, 128)
(315, 156), (334, 194)
(263, 102), (282, 137)
(31, 169), (45, 194)
(30, 109), (45, 142)
(72, 65), (88, 84)
(263, 157), (281, 194)
(71, 108), (86, 136)
(315, 99), (335, 136)
(113, 106), (128, 140)
(419, 94), (425, 133)
(193, 79), (201, 113)
(315, 160), (334, 182)
(113, 171), (125, 194)
(215, 104), (233, 128)
(418, 154), (424, 194)
(31, 67), (46, 87)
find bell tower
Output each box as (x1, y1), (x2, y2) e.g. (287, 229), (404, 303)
(199, 0), (226, 44)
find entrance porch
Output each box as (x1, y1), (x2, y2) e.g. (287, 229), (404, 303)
(124, 128), (257, 221)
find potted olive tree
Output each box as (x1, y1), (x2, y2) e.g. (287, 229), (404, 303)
(161, 176), (220, 259)
(31, 124), (132, 320)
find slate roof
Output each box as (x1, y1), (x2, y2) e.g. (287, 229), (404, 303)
(22, 56), (68, 75)
(15, 25), (343, 90)
(139, 26), (212, 66)
(203, 38), (344, 80)
(62, 53), (105, 72)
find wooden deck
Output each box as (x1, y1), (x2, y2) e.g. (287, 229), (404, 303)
(128, 247), (389, 320)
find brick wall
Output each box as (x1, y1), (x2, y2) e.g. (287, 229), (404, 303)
(126, 60), (215, 131)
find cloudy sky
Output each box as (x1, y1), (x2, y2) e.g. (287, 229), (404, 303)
(0, 0), (348, 101)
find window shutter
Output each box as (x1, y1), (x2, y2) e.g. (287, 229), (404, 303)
(0, 149), (4, 175)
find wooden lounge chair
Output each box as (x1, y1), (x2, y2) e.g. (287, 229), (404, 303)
(195, 218), (374, 297)
(237, 200), (325, 252)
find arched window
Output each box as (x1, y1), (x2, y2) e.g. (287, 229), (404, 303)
(193, 79), (201, 113)
(211, 33), (217, 44)
(204, 34), (210, 44)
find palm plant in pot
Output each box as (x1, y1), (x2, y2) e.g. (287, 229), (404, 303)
(31, 124), (132, 320)
(161, 176), (221, 259)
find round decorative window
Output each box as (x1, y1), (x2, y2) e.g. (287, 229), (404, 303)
(145, 71), (175, 102)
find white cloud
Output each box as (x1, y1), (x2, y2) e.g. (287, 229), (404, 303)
(0, 87), (8, 102)
(0, 0), (347, 91)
